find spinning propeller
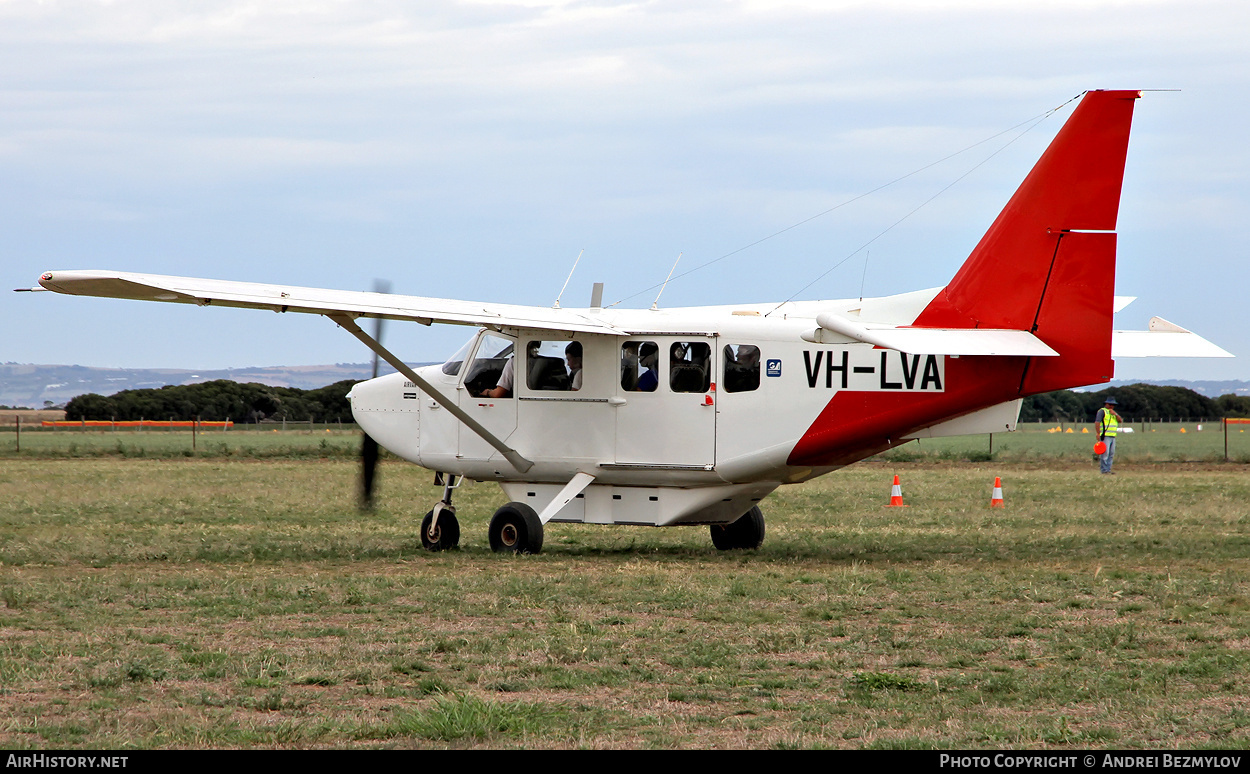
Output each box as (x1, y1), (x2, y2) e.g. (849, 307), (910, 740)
(359, 279), (390, 511)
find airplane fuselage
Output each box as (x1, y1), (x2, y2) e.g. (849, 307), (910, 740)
(348, 289), (1023, 526)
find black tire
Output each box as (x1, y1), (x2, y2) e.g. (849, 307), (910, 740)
(488, 502), (544, 555)
(711, 506), (765, 550)
(420, 507), (460, 552)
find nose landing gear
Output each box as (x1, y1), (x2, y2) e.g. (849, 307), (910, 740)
(421, 474), (462, 551)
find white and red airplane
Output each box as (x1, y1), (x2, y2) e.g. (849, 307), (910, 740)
(25, 89), (1230, 554)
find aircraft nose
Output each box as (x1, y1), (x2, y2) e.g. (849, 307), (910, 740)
(348, 372), (421, 464)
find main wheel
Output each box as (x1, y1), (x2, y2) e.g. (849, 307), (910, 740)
(488, 502), (544, 554)
(420, 507), (460, 551)
(711, 506), (765, 550)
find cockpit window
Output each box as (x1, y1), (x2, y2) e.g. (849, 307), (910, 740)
(463, 333), (515, 397)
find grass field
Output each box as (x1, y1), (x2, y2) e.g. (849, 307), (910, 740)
(0, 432), (1247, 749)
(6, 421), (1250, 463)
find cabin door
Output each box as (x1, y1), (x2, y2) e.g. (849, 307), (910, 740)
(456, 331), (519, 463)
(614, 336), (717, 468)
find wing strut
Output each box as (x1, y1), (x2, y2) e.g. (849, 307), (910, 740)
(329, 313), (534, 474)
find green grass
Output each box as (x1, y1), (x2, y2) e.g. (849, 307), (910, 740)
(0, 456), (1246, 748)
(1, 427), (363, 459)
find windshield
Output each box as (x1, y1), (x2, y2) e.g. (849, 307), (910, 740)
(441, 334), (478, 376)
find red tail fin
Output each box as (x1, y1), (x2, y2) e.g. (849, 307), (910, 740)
(913, 89), (1140, 393)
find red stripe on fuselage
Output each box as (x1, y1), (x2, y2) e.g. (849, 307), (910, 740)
(787, 356), (1026, 468)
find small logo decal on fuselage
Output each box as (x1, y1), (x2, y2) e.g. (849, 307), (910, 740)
(766, 359), (782, 377)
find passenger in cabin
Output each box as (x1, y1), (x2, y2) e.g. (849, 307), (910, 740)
(637, 342), (659, 392)
(724, 344), (761, 393)
(481, 341), (537, 399)
(671, 341), (712, 392)
(620, 342), (640, 391)
(738, 345), (760, 370)
(566, 341), (583, 391)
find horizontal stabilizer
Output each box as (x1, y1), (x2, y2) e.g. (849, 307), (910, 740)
(1112, 317), (1233, 358)
(807, 312), (1058, 356)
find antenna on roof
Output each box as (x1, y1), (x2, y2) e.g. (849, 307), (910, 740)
(651, 252), (682, 310)
(553, 249), (584, 309)
(859, 250), (870, 303)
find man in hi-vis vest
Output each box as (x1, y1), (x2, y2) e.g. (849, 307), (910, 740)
(1095, 397), (1122, 475)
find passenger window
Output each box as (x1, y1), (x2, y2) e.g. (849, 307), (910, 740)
(622, 341), (658, 392)
(670, 341), (711, 393)
(463, 333), (516, 397)
(723, 344), (761, 393)
(526, 340), (584, 391)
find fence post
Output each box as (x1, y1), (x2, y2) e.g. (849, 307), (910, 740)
(193, 416), (197, 453)
(15, 416), (19, 453)
(1225, 418), (1229, 462)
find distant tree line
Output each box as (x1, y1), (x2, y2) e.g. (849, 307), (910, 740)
(1021, 383), (1250, 422)
(64, 380), (356, 423)
(61, 378), (1250, 424)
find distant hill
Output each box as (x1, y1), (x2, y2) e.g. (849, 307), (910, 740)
(1106, 379), (1250, 398)
(0, 362), (401, 409)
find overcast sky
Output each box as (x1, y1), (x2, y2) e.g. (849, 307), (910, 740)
(4, 0), (1247, 381)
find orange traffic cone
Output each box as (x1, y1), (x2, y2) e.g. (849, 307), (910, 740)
(887, 475), (907, 507)
(990, 477), (1004, 508)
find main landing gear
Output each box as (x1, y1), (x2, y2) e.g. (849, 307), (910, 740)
(421, 478), (758, 555)
(421, 474), (462, 551)
(488, 502), (544, 555)
(710, 506), (765, 550)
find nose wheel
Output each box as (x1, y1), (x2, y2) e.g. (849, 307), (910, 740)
(421, 505), (460, 551)
(421, 474), (462, 551)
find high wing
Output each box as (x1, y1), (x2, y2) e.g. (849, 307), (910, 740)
(33, 270), (625, 336)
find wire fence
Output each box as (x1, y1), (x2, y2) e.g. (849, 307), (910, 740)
(5, 415), (1249, 462)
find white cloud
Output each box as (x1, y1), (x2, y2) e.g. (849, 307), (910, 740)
(1, 0), (1246, 375)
